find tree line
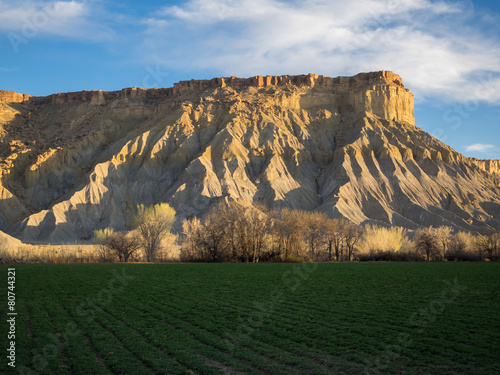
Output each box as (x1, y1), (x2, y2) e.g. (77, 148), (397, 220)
(91, 201), (500, 263)
(180, 203), (363, 262)
(180, 202), (500, 262)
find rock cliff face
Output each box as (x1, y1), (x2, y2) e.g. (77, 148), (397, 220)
(0, 91), (31, 103)
(469, 158), (500, 177)
(0, 71), (499, 243)
(2, 71), (414, 123)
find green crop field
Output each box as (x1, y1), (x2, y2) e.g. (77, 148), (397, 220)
(1, 263), (499, 375)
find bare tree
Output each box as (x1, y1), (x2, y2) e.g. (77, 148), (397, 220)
(448, 231), (474, 260)
(269, 208), (286, 258)
(107, 231), (141, 262)
(214, 202), (272, 262)
(248, 204), (273, 262)
(181, 217), (203, 261)
(325, 218), (346, 261)
(344, 223), (363, 261)
(488, 232), (500, 259)
(304, 211), (328, 261)
(199, 206), (229, 262)
(218, 203), (241, 261)
(133, 203), (176, 262)
(434, 226), (452, 260)
(181, 202), (263, 262)
(492, 232), (500, 259)
(157, 233), (178, 262)
(475, 232), (500, 260)
(270, 208), (307, 260)
(414, 227), (439, 261)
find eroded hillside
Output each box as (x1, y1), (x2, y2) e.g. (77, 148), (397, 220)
(0, 71), (499, 243)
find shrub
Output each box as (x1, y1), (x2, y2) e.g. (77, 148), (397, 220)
(358, 250), (423, 262)
(358, 225), (408, 255)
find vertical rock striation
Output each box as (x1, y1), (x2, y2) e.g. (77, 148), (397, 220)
(469, 158), (500, 177)
(0, 71), (498, 244)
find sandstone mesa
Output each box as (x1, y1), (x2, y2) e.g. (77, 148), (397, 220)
(0, 71), (499, 244)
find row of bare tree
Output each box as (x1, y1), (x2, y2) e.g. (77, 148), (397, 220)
(180, 202), (500, 262)
(413, 226), (500, 261)
(89, 201), (499, 263)
(180, 203), (363, 262)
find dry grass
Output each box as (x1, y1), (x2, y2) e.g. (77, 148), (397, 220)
(0, 243), (104, 264)
(0, 234), (181, 264)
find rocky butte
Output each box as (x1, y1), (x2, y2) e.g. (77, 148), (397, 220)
(0, 71), (499, 244)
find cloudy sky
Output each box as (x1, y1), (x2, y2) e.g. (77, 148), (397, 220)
(1, 0), (500, 158)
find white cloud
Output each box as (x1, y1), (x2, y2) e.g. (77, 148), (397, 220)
(465, 143), (495, 153)
(138, 0), (500, 104)
(0, 0), (112, 41)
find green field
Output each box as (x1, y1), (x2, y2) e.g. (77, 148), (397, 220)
(1, 263), (499, 374)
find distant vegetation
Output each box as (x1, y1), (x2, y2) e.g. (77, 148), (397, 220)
(179, 203), (500, 263)
(1, 202), (499, 264)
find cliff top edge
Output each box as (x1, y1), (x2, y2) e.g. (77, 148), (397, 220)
(0, 70), (407, 104)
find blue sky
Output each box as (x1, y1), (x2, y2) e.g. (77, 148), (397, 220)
(1, 0), (500, 159)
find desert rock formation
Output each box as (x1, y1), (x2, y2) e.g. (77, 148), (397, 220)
(469, 158), (500, 177)
(0, 71), (499, 243)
